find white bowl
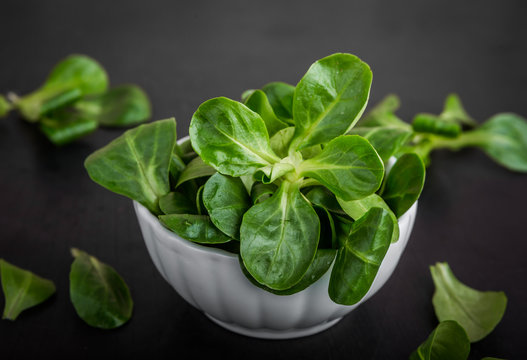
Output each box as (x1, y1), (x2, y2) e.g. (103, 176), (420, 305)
(134, 197), (417, 340)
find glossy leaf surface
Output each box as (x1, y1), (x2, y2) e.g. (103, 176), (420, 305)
(1, 259), (55, 320)
(430, 262), (507, 342)
(269, 126), (295, 158)
(240, 249), (336, 295)
(261, 81), (295, 123)
(74, 84), (151, 127)
(240, 181), (320, 290)
(305, 186), (346, 215)
(328, 207), (394, 305)
(410, 320), (470, 360)
(381, 153), (425, 217)
(203, 173), (251, 239)
(175, 156), (216, 187)
(17, 54), (108, 121)
(159, 191), (196, 215)
(84, 118), (177, 214)
(250, 183), (277, 204)
(291, 53), (372, 149)
(299, 135), (384, 201)
(159, 214), (231, 244)
(189, 97), (279, 177)
(69, 249), (133, 329)
(337, 194), (399, 243)
(244, 90), (288, 136)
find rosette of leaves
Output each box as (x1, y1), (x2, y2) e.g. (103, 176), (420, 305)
(352, 93), (527, 172)
(2, 54), (151, 145)
(85, 53), (426, 305)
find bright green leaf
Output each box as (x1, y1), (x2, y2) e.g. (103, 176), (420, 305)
(261, 81), (295, 123)
(244, 90), (288, 136)
(412, 113), (462, 138)
(410, 320), (470, 360)
(299, 135), (384, 201)
(176, 156), (216, 187)
(84, 118), (177, 215)
(350, 126), (413, 164)
(39, 110), (98, 145)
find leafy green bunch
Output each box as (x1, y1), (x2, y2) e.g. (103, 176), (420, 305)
(85, 53), (426, 305)
(354, 93), (527, 172)
(1, 54), (151, 145)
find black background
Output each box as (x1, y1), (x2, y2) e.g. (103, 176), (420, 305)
(1, 1), (526, 359)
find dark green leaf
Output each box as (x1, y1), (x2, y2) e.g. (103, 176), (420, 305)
(84, 118), (177, 215)
(328, 207), (394, 305)
(195, 185), (207, 215)
(203, 173), (251, 239)
(0, 259), (55, 320)
(239, 249), (336, 295)
(381, 153), (425, 217)
(291, 53), (373, 150)
(313, 205), (337, 249)
(430, 262), (507, 342)
(69, 248), (133, 329)
(412, 113), (462, 138)
(16, 54), (108, 121)
(175, 156), (216, 187)
(189, 97), (280, 177)
(261, 81), (295, 123)
(159, 214), (231, 244)
(250, 183), (277, 204)
(169, 153), (186, 187)
(244, 90), (288, 136)
(74, 85), (151, 127)
(349, 126), (413, 164)
(472, 113), (527, 172)
(305, 186), (346, 215)
(240, 181), (320, 290)
(39, 111), (98, 145)
(337, 194), (399, 243)
(159, 191), (196, 215)
(410, 320), (470, 360)
(299, 135), (384, 201)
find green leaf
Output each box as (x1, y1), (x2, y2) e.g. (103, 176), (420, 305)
(169, 152), (186, 187)
(410, 320), (470, 360)
(261, 81), (295, 123)
(195, 185), (207, 215)
(239, 249), (336, 295)
(84, 118), (177, 215)
(291, 53), (373, 150)
(159, 191), (197, 215)
(270, 126), (295, 158)
(0, 94), (12, 117)
(203, 173), (251, 239)
(381, 153), (425, 217)
(313, 205), (338, 249)
(0, 259), (55, 320)
(176, 156), (216, 187)
(16, 54), (108, 121)
(39, 110), (98, 145)
(244, 90), (288, 136)
(250, 182), (277, 204)
(305, 186), (346, 216)
(240, 181), (320, 290)
(350, 126), (413, 164)
(430, 262), (507, 342)
(357, 94), (409, 129)
(328, 207), (394, 305)
(412, 113), (462, 138)
(189, 97), (280, 177)
(440, 94), (476, 126)
(299, 135), (384, 201)
(73, 85), (151, 127)
(472, 113), (527, 172)
(337, 194), (400, 243)
(159, 214), (232, 244)
(69, 248), (133, 329)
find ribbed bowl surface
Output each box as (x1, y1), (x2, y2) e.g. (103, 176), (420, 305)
(134, 199), (417, 339)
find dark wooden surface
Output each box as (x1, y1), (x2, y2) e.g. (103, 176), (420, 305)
(1, 1), (526, 359)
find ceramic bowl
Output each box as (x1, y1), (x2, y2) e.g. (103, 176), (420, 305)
(134, 197), (417, 340)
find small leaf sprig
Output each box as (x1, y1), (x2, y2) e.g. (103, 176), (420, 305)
(1, 54), (151, 145)
(85, 53), (426, 305)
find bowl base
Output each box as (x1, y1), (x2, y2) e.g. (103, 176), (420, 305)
(205, 314), (343, 340)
